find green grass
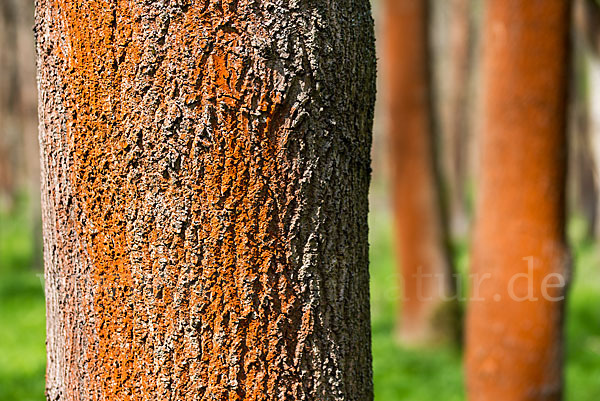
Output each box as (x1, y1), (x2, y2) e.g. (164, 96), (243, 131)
(369, 210), (465, 401)
(1, 206), (599, 400)
(564, 217), (600, 401)
(0, 205), (46, 401)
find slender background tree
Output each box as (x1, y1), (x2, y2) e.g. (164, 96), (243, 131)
(433, 0), (474, 238)
(574, 0), (600, 238)
(0, 0), (40, 264)
(0, 0), (20, 210)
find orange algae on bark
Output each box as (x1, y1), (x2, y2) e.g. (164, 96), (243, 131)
(466, 1), (571, 400)
(37, 1), (376, 400)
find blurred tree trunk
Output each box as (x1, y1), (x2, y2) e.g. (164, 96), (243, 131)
(568, 15), (598, 239)
(466, 1), (571, 400)
(0, 0), (19, 211)
(435, 0), (473, 238)
(37, 1), (375, 399)
(445, 0), (471, 238)
(576, 0), (600, 238)
(16, 0), (42, 268)
(578, 0), (600, 51)
(568, 93), (598, 238)
(586, 56), (600, 236)
(0, 0), (41, 267)
(384, 0), (458, 346)
(15, 0), (38, 189)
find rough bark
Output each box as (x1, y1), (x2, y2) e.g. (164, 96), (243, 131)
(384, 0), (457, 346)
(466, 1), (571, 400)
(37, 1), (376, 400)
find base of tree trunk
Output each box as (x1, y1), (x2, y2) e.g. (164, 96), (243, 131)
(396, 298), (461, 347)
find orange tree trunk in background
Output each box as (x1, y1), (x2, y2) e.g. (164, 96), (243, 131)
(466, 1), (571, 400)
(384, 0), (457, 345)
(37, 1), (376, 399)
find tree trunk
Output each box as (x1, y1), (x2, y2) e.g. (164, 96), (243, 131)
(384, 0), (457, 346)
(19, 0), (42, 224)
(574, 0), (600, 238)
(0, 0), (19, 211)
(37, 1), (376, 400)
(586, 55), (600, 237)
(568, 24), (598, 239)
(436, 0), (473, 239)
(569, 86), (598, 238)
(0, 0), (41, 266)
(577, 0), (600, 54)
(15, 0), (43, 268)
(579, 0), (600, 237)
(466, 1), (571, 400)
